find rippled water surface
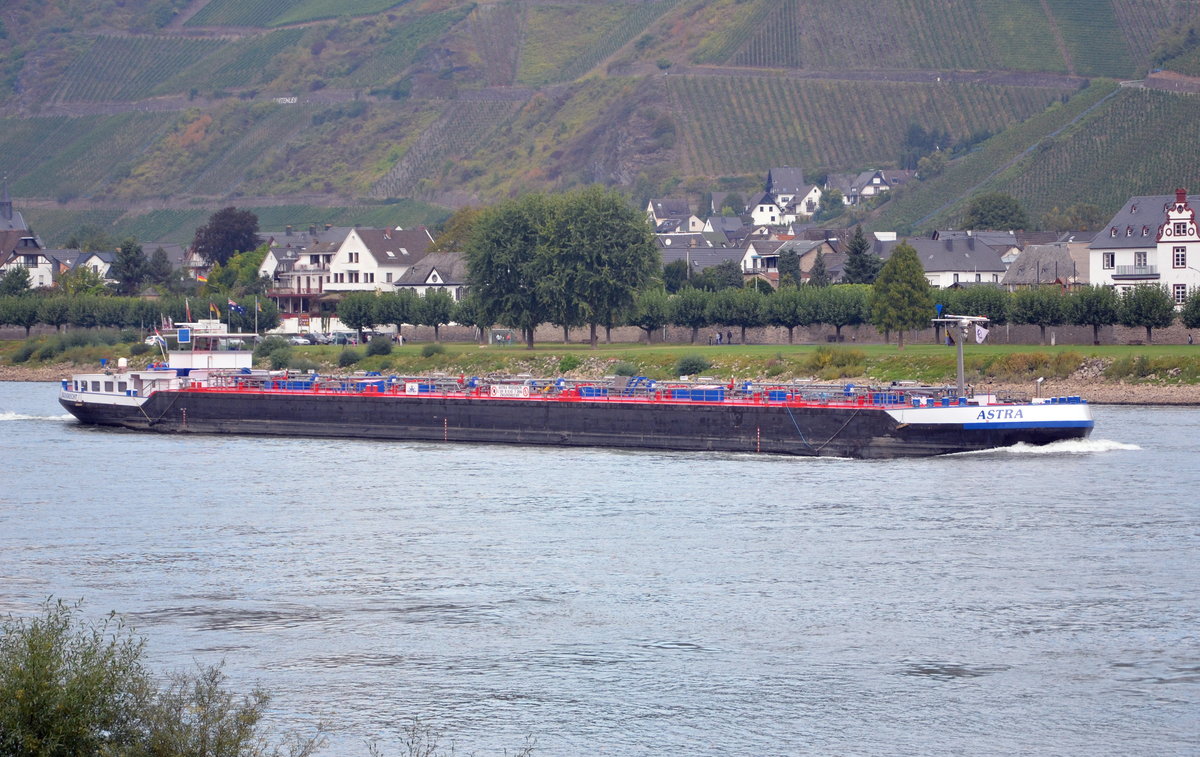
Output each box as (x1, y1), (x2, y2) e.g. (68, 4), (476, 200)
(2, 382), (1197, 755)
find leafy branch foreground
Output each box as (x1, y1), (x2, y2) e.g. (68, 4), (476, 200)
(0, 600), (533, 757)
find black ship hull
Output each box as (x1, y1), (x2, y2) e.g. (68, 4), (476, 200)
(60, 389), (1092, 459)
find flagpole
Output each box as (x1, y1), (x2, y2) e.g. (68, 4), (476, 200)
(255, 296), (259, 334)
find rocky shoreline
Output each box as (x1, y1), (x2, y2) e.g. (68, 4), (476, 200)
(6, 363), (1200, 405)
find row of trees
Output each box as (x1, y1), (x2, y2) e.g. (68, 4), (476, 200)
(0, 295), (280, 337)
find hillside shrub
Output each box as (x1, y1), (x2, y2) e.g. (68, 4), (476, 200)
(674, 354), (711, 377)
(268, 346), (293, 371)
(558, 354), (582, 373)
(421, 343), (445, 358)
(366, 335), (392, 356)
(11, 342), (36, 363)
(288, 357), (319, 373)
(338, 348), (362, 367)
(612, 361), (638, 376)
(129, 342), (151, 356)
(254, 336), (289, 360)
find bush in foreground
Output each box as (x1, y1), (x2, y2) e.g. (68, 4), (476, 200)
(674, 354), (711, 377)
(0, 599), (324, 757)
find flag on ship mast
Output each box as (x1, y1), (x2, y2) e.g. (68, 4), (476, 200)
(975, 324), (989, 344)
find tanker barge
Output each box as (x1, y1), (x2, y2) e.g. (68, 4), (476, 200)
(59, 325), (1092, 459)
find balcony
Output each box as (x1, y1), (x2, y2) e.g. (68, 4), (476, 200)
(267, 286), (323, 296)
(1112, 265), (1158, 280)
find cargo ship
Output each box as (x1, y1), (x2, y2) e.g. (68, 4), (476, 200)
(58, 322), (1093, 459)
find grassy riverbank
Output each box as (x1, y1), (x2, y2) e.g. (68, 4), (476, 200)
(6, 335), (1200, 404)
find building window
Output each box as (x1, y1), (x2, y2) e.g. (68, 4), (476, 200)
(1174, 284), (1187, 304)
(953, 273), (959, 283)
(992, 274), (999, 283)
(1102, 252), (1115, 269)
(386, 272), (392, 283)
(366, 273), (374, 283)
(975, 273), (981, 282)
(1135, 251), (1147, 267)
(348, 272), (359, 284)
(1174, 247), (1187, 268)
(1175, 222), (1188, 236)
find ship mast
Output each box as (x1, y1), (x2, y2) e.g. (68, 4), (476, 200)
(931, 314), (989, 398)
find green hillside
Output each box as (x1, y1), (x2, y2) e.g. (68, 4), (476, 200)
(0, 0), (1198, 244)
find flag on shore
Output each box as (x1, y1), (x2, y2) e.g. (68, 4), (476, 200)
(975, 324), (989, 344)
(210, 302), (220, 317)
(197, 273), (208, 283)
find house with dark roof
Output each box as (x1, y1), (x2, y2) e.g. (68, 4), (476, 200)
(394, 251), (470, 301)
(873, 237), (1006, 288)
(327, 226), (434, 292)
(1089, 188), (1200, 305)
(646, 198), (700, 232)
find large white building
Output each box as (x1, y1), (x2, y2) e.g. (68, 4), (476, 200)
(1089, 188), (1199, 305)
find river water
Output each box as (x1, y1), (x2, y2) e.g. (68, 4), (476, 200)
(1, 381), (1196, 756)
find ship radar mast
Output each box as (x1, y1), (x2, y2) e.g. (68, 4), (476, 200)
(930, 314), (990, 398)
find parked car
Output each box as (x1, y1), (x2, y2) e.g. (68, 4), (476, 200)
(288, 335), (313, 346)
(332, 332), (358, 345)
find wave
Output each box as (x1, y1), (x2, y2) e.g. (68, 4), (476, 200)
(993, 438), (1140, 455)
(0, 411), (75, 422)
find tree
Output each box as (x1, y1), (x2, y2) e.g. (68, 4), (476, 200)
(428, 206), (482, 252)
(807, 250), (830, 287)
(337, 292), (379, 339)
(1, 296), (39, 337)
(962, 192), (1029, 230)
(192, 207), (260, 267)
(0, 266), (31, 295)
(57, 266), (109, 296)
(777, 248), (801, 288)
(1182, 288), (1200, 330)
(453, 292), (491, 344)
(0, 599), (324, 757)
(707, 286), (764, 343)
(662, 259), (689, 293)
(110, 239), (149, 295)
(464, 193), (552, 349)
(766, 286), (818, 343)
(841, 225), (881, 284)
(1041, 203), (1105, 232)
(1119, 284), (1175, 343)
(629, 288), (671, 343)
(65, 226), (118, 252)
(870, 242), (933, 348)
(957, 285), (1010, 325)
(416, 289), (456, 341)
(811, 188), (844, 222)
(376, 291), (418, 338)
(38, 297), (71, 331)
(691, 259), (743, 291)
(669, 287), (711, 344)
(1011, 286), (1067, 344)
(147, 247), (174, 286)
(916, 150), (947, 179)
(820, 284), (872, 341)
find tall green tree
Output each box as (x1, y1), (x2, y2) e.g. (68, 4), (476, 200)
(376, 291), (418, 338)
(1119, 284), (1176, 343)
(2, 296), (39, 337)
(38, 297), (71, 331)
(1010, 286), (1067, 344)
(1067, 285), (1120, 345)
(192, 207), (260, 267)
(57, 265), (109, 296)
(464, 193), (552, 349)
(1181, 288), (1200, 331)
(429, 206), (482, 252)
(452, 292), (491, 344)
(841, 225), (881, 284)
(416, 289), (456, 341)
(807, 250), (830, 287)
(669, 287), (711, 344)
(962, 192), (1029, 230)
(110, 239), (149, 295)
(146, 247), (174, 286)
(957, 285), (1010, 325)
(691, 259), (743, 291)
(629, 288), (672, 343)
(870, 242), (933, 348)
(777, 248), (801, 288)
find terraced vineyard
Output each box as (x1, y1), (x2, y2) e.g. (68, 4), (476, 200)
(371, 99), (525, 199)
(185, 0), (405, 27)
(2, 113), (176, 199)
(21, 209), (127, 248)
(668, 76), (1066, 177)
(159, 28), (308, 92)
(517, 0), (677, 86)
(344, 8), (469, 86)
(692, 0), (1146, 77)
(870, 81), (1121, 232)
(186, 107), (307, 196)
(989, 88), (1200, 219)
(468, 2), (523, 86)
(51, 37), (225, 102)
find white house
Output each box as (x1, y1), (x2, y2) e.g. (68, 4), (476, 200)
(326, 226), (435, 292)
(873, 238), (1006, 288)
(1089, 188), (1199, 305)
(394, 252), (469, 301)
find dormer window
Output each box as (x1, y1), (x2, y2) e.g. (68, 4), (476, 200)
(1110, 227), (1118, 238)
(1126, 226), (1133, 237)
(1142, 226), (1149, 236)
